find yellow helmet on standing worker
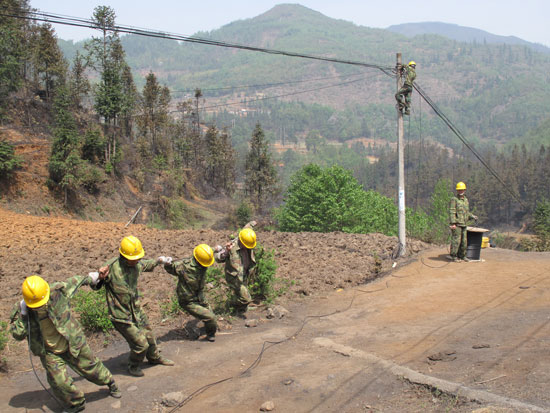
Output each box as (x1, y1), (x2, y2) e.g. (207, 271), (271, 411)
(408, 61), (416, 67)
(22, 275), (50, 308)
(239, 228), (257, 249)
(456, 182), (466, 191)
(193, 244), (215, 267)
(119, 235), (145, 260)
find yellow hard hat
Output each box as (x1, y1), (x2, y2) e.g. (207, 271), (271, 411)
(239, 228), (257, 249)
(456, 181), (466, 190)
(119, 236), (145, 260)
(22, 275), (50, 308)
(193, 244), (214, 267)
(408, 61), (416, 66)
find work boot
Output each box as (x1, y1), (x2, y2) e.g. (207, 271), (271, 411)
(63, 402), (86, 413)
(206, 334), (216, 342)
(462, 257), (471, 262)
(108, 380), (122, 398)
(452, 257), (462, 263)
(404, 109), (410, 115)
(128, 364), (144, 377)
(148, 356), (174, 366)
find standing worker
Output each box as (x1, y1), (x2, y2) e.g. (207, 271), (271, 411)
(10, 274), (121, 413)
(215, 223), (257, 315)
(449, 182), (478, 262)
(159, 244), (218, 342)
(395, 61), (416, 115)
(95, 235), (173, 377)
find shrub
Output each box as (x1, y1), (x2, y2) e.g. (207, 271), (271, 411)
(205, 266), (232, 314)
(0, 139), (22, 177)
(236, 201), (252, 227)
(0, 321), (8, 353)
(72, 290), (113, 332)
(250, 244), (279, 302)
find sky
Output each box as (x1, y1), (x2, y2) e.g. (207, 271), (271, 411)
(30, 0), (550, 47)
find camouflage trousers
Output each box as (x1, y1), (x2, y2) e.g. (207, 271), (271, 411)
(180, 299), (218, 336)
(40, 343), (112, 410)
(395, 84), (412, 110)
(450, 226), (468, 258)
(225, 273), (252, 312)
(112, 310), (161, 368)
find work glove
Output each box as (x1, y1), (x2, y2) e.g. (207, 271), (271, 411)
(214, 245), (223, 253)
(472, 215), (478, 221)
(88, 272), (100, 285)
(157, 256), (173, 265)
(19, 300), (28, 316)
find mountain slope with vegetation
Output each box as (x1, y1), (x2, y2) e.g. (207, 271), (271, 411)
(388, 22), (550, 54)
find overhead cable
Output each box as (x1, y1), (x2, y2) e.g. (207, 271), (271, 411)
(413, 82), (527, 209)
(1, 10), (394, 73)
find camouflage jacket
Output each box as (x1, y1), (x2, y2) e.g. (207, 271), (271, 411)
(95, 257), (158, 324)
(449, 196), (475, 226)
(10, 275), (92, 358)
(215, 241), (257, 283)
(163, 257), (207, 304)
(404, 66), (416, 87)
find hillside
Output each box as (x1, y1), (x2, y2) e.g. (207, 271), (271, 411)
(57, 4), (550, 148)
(388, 22), (550, 54)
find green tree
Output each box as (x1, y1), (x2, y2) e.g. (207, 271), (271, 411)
(0, 0), (31, 114)
(245, 123), (278, 212)
(427, 178), (454, 243)
(48, 86), (82, 204)
(277, 164), (395, 234)
(0, 138), (22, 177)
(137, 71), (170, 157)
(68, 50), (90, 109)
(34, 23), (66, 99)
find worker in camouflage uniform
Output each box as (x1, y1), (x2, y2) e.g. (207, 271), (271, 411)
(95, 235), (173, 377)
(10, 274), (121, 413)
(449, 182), (477, 262)
(214, 223), (257, 315)
(395, 60), (416, 115)
(158, 244), (218, 342)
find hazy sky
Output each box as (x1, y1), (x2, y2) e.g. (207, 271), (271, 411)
(30, 0), (550, 47)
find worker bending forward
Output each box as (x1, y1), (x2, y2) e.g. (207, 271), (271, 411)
(159, 244), (218, 342)
(96, 236), (173, 377)
(215, 225), (257, 314)
(10, 274), (121, 413)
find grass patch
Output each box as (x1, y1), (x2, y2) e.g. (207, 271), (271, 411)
(72, 290), (113, 333)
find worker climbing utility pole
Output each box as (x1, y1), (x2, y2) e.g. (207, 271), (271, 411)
(396, 53), (406, 257)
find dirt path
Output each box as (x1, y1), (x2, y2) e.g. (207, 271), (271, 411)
(3, 245), (550, 412)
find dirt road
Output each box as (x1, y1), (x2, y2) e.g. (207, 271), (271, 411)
(3, 242), (550, 412)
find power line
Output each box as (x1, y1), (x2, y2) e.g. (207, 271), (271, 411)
(413, 82), (527, 209)
(169, 71), (370, 94)
(1, 10), (394, 73)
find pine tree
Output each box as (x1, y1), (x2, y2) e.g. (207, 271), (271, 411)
(48, 86), (83, 205)
(34, 23), (66, 99)
(245, 123), (278, 212)
(69, 51), (90, 109)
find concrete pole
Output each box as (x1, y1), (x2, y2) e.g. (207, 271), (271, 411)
(396, 53), (406, 257)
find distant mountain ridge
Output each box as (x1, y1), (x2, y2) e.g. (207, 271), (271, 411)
(387, 22), (550, 54)
(57, 4), (550, 147)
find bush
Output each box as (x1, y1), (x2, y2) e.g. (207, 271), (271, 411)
(205, 266), (232, 314)
(236, 201), (252, 227)
(0, 139), (22, 177)
(160, 294), (181, 319)
(0, 321), (8, 353)
(72, 290), (113, 332)
(250, 244), (279, 302)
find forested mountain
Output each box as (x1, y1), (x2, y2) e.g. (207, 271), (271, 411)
(388, 22), (550, 55)
(3, 1), (550, 236)
(57, 3), (550, 150)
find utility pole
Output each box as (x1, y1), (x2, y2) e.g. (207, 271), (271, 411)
(396, 53), (406, 257)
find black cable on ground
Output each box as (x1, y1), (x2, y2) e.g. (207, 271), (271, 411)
(168, 291), (361, 412)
